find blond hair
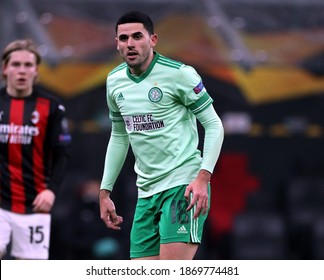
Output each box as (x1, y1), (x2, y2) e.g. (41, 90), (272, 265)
(2, 39), (41, 67)
(1, 39), (41, 81)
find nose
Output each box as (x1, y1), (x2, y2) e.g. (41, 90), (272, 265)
(18, 65), (27, 73)
(126, 37), (135, 47)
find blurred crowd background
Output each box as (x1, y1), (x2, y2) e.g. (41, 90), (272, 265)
(1, 0), (324, 260)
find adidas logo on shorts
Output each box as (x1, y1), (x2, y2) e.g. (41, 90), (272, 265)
(177, 225), (188, 234)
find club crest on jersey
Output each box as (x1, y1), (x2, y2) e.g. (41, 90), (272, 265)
(31, 110), (40, 124)
(148, 87), (163, 102)
(193, 81), (205, 94)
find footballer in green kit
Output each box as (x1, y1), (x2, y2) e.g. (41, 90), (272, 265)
(99, 11), (224, 260)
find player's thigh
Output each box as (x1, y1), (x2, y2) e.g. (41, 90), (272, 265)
(0, 209), (12, 257)
(11, 212), (51, 259)
(130, 197), (160, 259)
(160, 185), (210, 244)
(160, 242), (198, 260)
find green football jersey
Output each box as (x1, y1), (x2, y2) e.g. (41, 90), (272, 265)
(107, 53), (213, 197)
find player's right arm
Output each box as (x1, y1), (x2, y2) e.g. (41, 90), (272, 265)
(99, 120), (129, 229)
(100, 120), (129, 191)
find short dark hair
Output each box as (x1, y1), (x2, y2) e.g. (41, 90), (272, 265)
(115, 11), (154, 35)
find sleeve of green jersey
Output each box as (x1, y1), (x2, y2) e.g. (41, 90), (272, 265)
(106, 78), (124, 122)
(100, 121), (129, 192)
(101, 79), (129, 191)
(176, 65), (211, 108)
(196, 104), (224, 173)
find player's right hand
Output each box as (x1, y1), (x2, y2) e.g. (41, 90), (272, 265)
(99, 189), (123, 230)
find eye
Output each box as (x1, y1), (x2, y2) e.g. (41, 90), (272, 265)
(133, 33), (143, 40)
(11, 61), (21, 67)
(119, 35), (128, 42)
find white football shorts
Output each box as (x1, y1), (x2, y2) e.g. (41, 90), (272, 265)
(0, 208), (51, 259)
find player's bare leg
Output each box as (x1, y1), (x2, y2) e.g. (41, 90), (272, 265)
(159, 242), (198, 260)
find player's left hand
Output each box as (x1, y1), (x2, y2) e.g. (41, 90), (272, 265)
(184, 170), (211, 219)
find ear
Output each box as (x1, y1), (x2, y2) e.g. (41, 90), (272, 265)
(33, 66), (39, 83)
(2, 64), (8, 78)
(115, 37), (119, 51)
(150, 34), (158, 48)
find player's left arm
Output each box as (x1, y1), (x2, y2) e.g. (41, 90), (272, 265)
(185, 104), (224, 218)
(33, 101), (71, 213)
(48, 102), (71, 193)
(197, 104), (224, 173)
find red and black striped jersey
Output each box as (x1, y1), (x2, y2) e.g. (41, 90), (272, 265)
(0, 87), (71, 214)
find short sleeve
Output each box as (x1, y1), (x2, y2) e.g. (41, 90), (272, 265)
(106, 76), (123, 122)
(176, 65), (213, 114)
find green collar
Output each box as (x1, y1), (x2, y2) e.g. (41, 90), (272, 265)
(126, 52), (159, 83)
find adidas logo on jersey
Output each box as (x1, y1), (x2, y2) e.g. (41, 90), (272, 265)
(177, 225), (188, 234)
(117, 92), (124, 101)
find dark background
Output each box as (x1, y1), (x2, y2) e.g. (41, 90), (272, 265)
(1, 0), (324, 260)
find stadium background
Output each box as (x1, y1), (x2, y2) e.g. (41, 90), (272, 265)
(1, 0), (324, 259)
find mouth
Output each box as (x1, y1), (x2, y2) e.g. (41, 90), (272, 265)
(127, 51), (138, 60)
(16, 78), (27, 85)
